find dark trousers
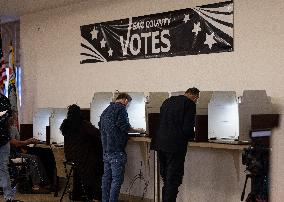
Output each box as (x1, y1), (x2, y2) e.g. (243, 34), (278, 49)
(27, 147), (56, 187)
(72, 168), (102, 201)
(158, 150), (187, 202)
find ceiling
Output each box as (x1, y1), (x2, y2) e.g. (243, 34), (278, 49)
(0, 0), (85, 23)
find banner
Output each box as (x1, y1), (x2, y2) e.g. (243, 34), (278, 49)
(80, 1), (233, 64)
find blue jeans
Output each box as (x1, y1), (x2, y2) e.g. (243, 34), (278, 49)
(102, 152), (127, 202)
(0, 142), (15, 201)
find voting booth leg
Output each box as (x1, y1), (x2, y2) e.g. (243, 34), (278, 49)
(154, 151), (160, 202)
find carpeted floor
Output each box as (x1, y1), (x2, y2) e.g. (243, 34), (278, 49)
(2, 178), (153, 202)
(15, 193), (62, 202)
(14, 193), (153, 202)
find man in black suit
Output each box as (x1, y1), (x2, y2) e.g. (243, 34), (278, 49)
(151, 87), (200, 202)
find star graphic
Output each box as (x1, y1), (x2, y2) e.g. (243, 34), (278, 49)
(183, 14), (190, 23)
(100, 38), (107, 48)
(108, 48), (113, 56)
(227, 5), (232, 12)
(204, 33), (217, 49)
(192, 22), (201, 36)
(90, 27), (99, 40)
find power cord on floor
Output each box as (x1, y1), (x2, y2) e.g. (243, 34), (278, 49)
(126, 149), (150, 201)
(126, 161), (149, 201)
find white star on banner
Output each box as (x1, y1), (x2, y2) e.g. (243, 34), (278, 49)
(192, 22), (201, 36)
(108, 48), (113, 56)
(91, 27), (98, 40)
(183, 14), (190, 23)
(204, 33), (217, 49)
(100, 38), (107, 48)
(227, 5), (232, 12)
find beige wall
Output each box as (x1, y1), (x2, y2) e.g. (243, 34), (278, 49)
(20, 0), (284, 122)
(19, 0), (284, 201)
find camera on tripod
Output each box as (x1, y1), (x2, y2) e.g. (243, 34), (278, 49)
(241, 129), (272, 202)
(242, 131), (270, 176)
(241, 114), (280, 202)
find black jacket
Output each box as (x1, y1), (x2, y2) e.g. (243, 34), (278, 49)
(0, 93), (12, 147)
(150, 95), (196, 152)
(62, 120), (103, 199)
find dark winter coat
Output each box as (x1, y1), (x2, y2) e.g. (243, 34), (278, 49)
(151, 95), (196, 152)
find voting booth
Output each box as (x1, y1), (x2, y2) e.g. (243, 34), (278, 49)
(125, 92), (147, 131)
(90, 92), (147, 132)
(195, 91), (213, 142)
(238, 90), (273, 141)
(145, 92), (168, 137)
(90, 92), (113, 128)
(33, 108), (67, 144)
(33, 108), (53, 142)
(49, 108), (67, 144)
(208, 91), (240, 140)
(208, 90), (273, 142)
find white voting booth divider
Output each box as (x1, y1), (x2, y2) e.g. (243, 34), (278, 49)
(49, 108), (67, 144)
(126, 92), (147, 130)
(33, 108), (67, 144)
(90, 92), (113, 128)
(33, 108), (53, 142)
(208, 90), (273, 142)
(208, 91), (240, 140)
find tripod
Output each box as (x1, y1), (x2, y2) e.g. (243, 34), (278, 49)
(60, 161), (91, 202)
(241, 173), (268, 202)
(241, 174), (252, 201)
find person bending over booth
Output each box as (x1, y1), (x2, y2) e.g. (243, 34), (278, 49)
(151, 87), (200, 202)
(60, 104), (103, 201)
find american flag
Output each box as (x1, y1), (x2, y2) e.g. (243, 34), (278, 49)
(8, 41), (19, 128)
(0, 31), (7, 95)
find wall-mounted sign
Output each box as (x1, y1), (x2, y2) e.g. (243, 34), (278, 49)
(80, 0), (233, 64)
